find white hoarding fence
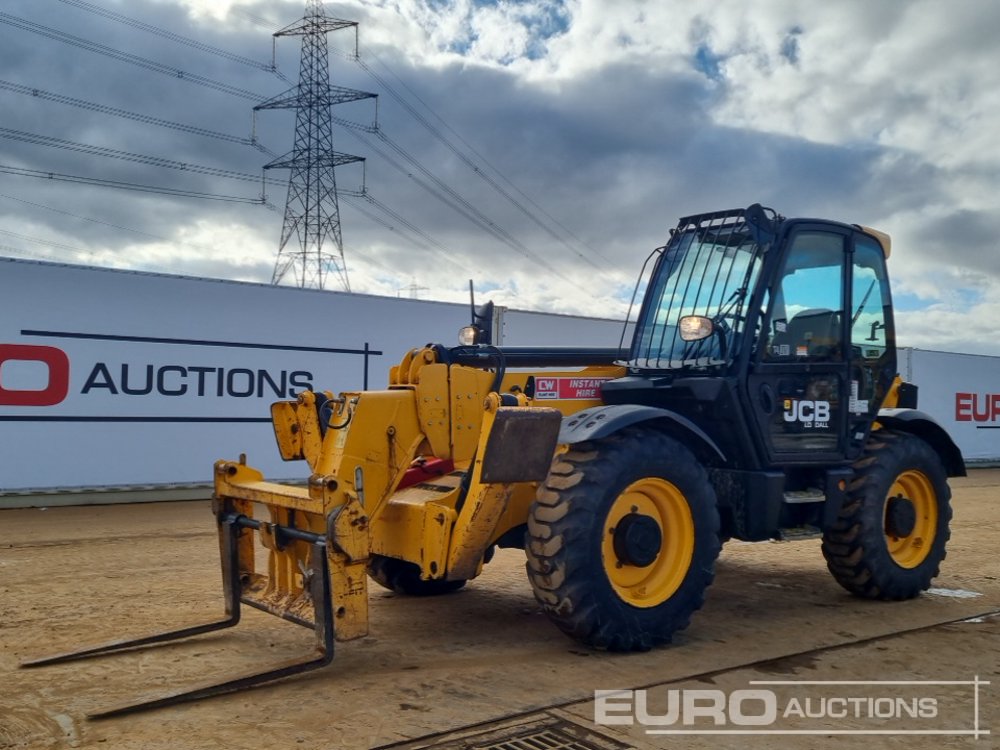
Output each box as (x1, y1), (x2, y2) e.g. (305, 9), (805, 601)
(0, 259), (626, 494)
(903, 348), (1000, 462)
(3, 258), (994, 500)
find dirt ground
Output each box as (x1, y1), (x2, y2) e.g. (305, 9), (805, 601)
(1, 471), (997, 750)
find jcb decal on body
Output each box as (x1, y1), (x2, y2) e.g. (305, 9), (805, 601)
(783, 399), (831, 428)
(535, 377), (611, 400)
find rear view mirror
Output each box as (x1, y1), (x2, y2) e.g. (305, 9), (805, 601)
(679, 315), (715, 342)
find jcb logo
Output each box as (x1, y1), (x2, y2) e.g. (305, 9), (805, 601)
(0, 344), (70, 406)
(783, 399), (830, 424)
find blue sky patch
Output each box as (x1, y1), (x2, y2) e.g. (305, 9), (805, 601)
(693, 44), (723, 81)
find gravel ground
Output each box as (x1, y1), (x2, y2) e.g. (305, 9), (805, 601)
(1, 470), (997, 749)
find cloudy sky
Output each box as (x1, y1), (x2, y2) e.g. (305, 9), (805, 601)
(1, 0), (997, 354)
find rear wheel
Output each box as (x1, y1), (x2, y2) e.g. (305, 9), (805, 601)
(367, 554), (467, 596)
(822, 430), (951, 599)
(526, 429), (721, 650)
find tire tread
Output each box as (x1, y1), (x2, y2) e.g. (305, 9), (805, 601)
(525, 430), (720, 651)
(822, 430), (952, 600)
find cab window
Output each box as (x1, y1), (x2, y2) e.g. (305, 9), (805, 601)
(849, 235), (894, 410)
(764, 231), (846, 362)
(851, 237), (890, 360)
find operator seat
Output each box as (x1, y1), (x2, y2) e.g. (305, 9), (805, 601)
(773, 308), (842, 358)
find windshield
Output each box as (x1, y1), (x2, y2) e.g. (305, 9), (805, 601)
(629, 213), (763, 369)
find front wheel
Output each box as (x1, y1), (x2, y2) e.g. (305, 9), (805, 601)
(822, 430), (952, 599)
(525, 429), (721, 651)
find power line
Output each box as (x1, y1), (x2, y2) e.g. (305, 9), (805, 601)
(0, 195), (280, 278)
(358, 55), (600, 266)
(365, 127), (582, 285)
(2, 10), (561, 270)
(0, 191), (262, 259)
(4, 5), (559, 278)
(55, 0), (283, 76)
(343, 48), (611, 271)
(340, 127), (511, 249)
(364, 50), (612, 265)
(361, 193), (474, 274)
(313, 41), (586, 268)
(314, 201), (422, 279)
(375, 128), (529, 252)
(338, 118), (570, 278)
(0, 123), (366, 204)
(0, 12), (262, 101)
(0, 125), (450, 279)
(2, 5), (597, 292)
(0, 191), (297, 282)
(340, 195), (423, 247)
(343, 192), (460, 269)
(0, 126), (285, 187)
(0, 191), (168, 240)
(0, 227), (94, 256)
(0, 164), (266, 203)
(232, 9), (270, 26)
(0, 243), (59, 262)
(327, 116), (575, 282)
(34, 0), (435, 288)
(311, 53), (539, 263)
(230, 7), (296, 82)
(0, 79), (273, 155)
(0, 9), (449, 286)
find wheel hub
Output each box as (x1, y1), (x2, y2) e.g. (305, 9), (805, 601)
(885, 495), (917, 538)
(612, 513), (662, 568)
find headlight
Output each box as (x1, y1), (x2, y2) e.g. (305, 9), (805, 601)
(458, 325), (482, 346)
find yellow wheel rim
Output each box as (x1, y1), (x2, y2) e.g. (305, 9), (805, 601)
(883, 469), (937, 569)
(601, 477), (695, 608)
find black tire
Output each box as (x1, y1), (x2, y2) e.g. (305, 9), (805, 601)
(525, 428), (721, 651)
(367, 554), (467, 596)
(822, 430), (952, 600)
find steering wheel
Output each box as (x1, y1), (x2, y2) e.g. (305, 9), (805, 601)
(711, 312), (745, 358)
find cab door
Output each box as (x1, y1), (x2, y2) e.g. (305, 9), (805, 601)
(845, 231), (897, 458)
(746, 225), (851, 466)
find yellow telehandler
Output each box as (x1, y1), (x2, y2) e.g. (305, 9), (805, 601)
(25, 204), (964, 718)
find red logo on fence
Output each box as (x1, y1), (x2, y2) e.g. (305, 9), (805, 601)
(0, 344), (70, 406)
(955, 392), (1000, 423)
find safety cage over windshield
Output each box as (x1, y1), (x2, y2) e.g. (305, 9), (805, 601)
(624, 206), (771, 370)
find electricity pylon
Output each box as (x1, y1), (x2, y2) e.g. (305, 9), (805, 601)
(255, 0), (376, 291)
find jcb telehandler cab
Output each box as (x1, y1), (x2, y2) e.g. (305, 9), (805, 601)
(25, 204), (963, 717)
